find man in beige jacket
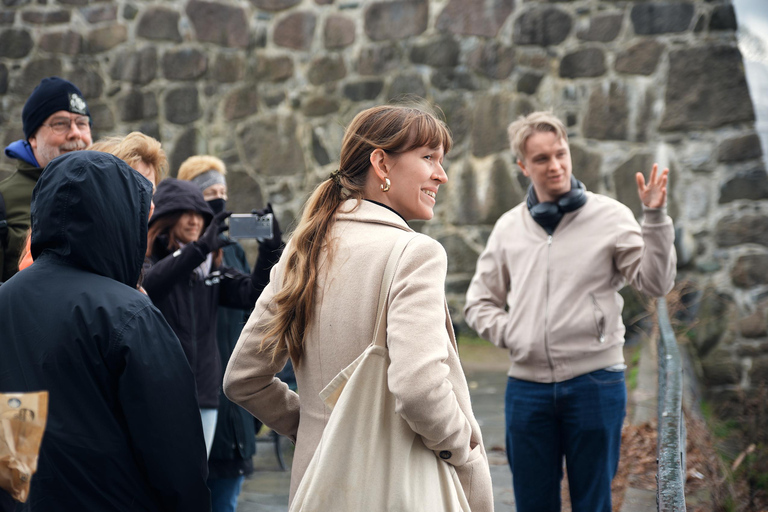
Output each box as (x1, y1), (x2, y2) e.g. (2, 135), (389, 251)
(464, 111), (676, 512)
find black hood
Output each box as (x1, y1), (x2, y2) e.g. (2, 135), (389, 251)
(30, 151), (153, 287)
(150, 178), (213, 227)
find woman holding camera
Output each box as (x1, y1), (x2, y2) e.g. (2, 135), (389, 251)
(143, 178), (281, 457)
(223, 104), (493, 511)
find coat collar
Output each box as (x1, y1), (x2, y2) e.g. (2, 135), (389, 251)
(336, 198), (413, 232)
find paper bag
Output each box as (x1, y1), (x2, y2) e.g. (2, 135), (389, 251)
(0, 392), (48, 503)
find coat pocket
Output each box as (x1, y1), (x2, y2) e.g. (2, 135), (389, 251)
(590, 293), (606, 343)
(455, 444), (493, 512)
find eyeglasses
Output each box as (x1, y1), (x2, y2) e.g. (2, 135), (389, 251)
(40, 117), (91, 135)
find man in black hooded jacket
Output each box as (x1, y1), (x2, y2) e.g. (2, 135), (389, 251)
(0, 151), (210, 511)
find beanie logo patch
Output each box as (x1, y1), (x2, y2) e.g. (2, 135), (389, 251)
(69, 93), (87, 115)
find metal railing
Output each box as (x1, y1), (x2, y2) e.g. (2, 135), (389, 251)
(656, 297), (687, 511)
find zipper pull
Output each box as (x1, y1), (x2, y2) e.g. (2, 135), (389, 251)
(548, 235), (553, 246)
(599, 334), (605, 343)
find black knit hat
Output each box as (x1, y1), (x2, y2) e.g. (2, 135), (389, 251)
(22, 77), (90, 140)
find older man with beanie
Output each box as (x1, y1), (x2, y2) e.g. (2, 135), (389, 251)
(0, 76), (91, 282)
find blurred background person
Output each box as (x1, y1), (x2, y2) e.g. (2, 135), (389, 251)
(177, 155), (283, 512)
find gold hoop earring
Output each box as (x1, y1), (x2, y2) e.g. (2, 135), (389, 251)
(380, 177), (391, 192)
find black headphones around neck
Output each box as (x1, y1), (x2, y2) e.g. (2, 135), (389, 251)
(526, 176), (587, 227)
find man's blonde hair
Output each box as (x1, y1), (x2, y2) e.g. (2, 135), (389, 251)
(89, 132), (168, 185)
(507, 111), (568, 163)
(177, 155), (227, 181)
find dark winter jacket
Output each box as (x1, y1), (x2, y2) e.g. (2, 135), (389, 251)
(0, 151), (210, 511)
(142, 179), (268, 409)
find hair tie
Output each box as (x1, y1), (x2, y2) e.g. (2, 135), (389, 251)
(328, 169), (341, 184)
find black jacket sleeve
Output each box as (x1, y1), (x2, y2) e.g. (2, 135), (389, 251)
(109, 304), (211, 512)
(218, 244), (283, 309)
(142, 243), (208, 303)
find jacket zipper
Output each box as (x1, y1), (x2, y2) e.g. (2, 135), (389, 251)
(189, 280), (197, 364)
(544, 235), (555, 381)
(590, 293), (606, 343)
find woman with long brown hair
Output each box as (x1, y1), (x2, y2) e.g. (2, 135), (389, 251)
(223, 104), (493, 511)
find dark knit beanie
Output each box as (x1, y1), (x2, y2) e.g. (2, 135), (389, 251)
(22, 77), (90, 140)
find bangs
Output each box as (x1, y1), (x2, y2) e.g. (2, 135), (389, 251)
(401, 112), (453, 154)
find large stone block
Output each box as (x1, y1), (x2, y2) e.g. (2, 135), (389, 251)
(169, 128), (198, 177)
(164, 86), (202, 125)
(660, 45), (754, 131)
(0, 29), (33, 58)
(162, 48), (207, 81)
(438, 93), (470, 146)
(750, 357), (768, 386)
(483, 157), (521, 224)
(302, 96), (339, 117)
(240, 115), (306, 177)
(212, 52), (244, 83)
(40, 30), (82, 55)
(715, 213), (768, 248)
(583, 82), (628, 141)
(471, 93), (521, 158)
(517, 72), (543, 95)
(85, 24), (128, 53)
(437, 0), (514, 37)
(386, 74), (426, 101)
(357, 44), (402, 76)
(136, 8), (181, 42)
(223, 86), (258, 121)
(569, 143), (602, 193)
(343, 79), (384, 102)
(311, 129), (330, 166)
(410, 36), (460, 68)
(630, 2), (694, 35)
(227, 170), (265, 213)
(452, 161), (481, 226)
(615, 40), (663, 76)
(274, 11), (316, 51)
(21, 9), (70, 24)
(186, 0), (249, 48)
(612, 152), (653, 218)
(110, 47), (157, 85)
(307, 55), (346, 85)
(0, 11), (14, 25)
(117, 89), (158, 122)
(467, 40), (515, 79)
(324, 14), (355, 49)
(87, 102), (115, 134)
(701, 353), (741, 386)
(364, 0), (427, 41)
(717, 134), (763, 162)
(719, 167), (768, 204)
(731, 252), (768, 288)
(250, 0), (300, 11)
(436, 233), (480, 275)
(513, 7), (571, 47)
(693, 288), (735, 357)
(13, 59), (62, 96)
(559, 48), (606, 78)
(249, 54), (294, 82)
(431, 68), (479, 91)
(740, 308), (767, 339)
(577, 12), (622, 42)
(81, 4), (117, 24)
(0, 64), (7, 94)
(709, 4), (737, 32)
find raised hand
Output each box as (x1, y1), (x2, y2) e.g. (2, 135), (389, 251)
(636, 163), (669, 209)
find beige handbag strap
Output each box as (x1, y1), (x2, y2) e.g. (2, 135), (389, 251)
(372, 232), (418, 348)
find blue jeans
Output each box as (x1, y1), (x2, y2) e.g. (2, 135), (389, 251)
(505, 370), (626, 512)
(208, 475), (245, 512)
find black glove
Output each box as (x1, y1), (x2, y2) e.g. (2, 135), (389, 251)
(196, 210), (234, 254)
(252, 203), (283, 253)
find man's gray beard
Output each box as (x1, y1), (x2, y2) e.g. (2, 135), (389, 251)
(36, 138), (87, 168)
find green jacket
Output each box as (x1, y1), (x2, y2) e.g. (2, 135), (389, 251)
(0, 160), (43, 282)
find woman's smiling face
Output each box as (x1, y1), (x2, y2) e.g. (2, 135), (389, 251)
(383, 145), (448, 221)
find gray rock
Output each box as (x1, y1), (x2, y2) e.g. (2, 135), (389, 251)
(438, 93), (470, 146)
(249, 54), (294, 82)
(693, 288), (735, 357)
(717, 134), (763, 162)
(452, 161), (481, 226)
(0, 29), (33, 58)
(88, 102), (115, 135)
(162, 48), (207, 81)
(694, 14), (705, 33)
(250, 0), (300, 11)
(137, 8), (181, 42)
(615, 40), (664, 76)
(719, 167), (768, 204)
(517, 50), (549, 69)
(324, 14), (355, 49)
(212, 53), (244, 83)
(21, 9), (70, 24)
(517, 72), (543, 95)
(431, 68), (479, 91)
(467, 40), (515, 80)
(386, 74), (426, 101)
(660, 45), (755, 131)
(569, 143), (602, 193)
(630, 2), (694, 35)
(85, 24), (128, 53)
(0, 11), (14, 24)
(484, 157), (521, 224)
(81, 4), (117, 23)
(410, 36), (460, 68)
(682, 181), (709, 221)
(357, 44), (402, 76)
(118, 89), (158, 122)
(169, 128), (198, 177)
(110, 47), (157, 85)
(715, 213), (768, 248)
(739, 308), (767, 338)
(577, 12), (623, 42)
(13, 59), (63, 96)
(274, 11), (316, 51)
(709, 4), (737, 31)
(701, 355), (741, 386)
(513, 7), (572, 47)
(228, 170), (265, 213)
(749, 357), (768, 386)
(40, 30), (82, 55)
(302, 96), (339, 117)
(312, 129), (330, 166)
(437, 0), (514, 37)
(67, 66), (103, 99)
(364, 0), (427, 41)
(308, 55), (346, 85)
(436, 234), (480, 275)
(223, 86), (258, 121)
(240, 115), (306, 177)
(732, 252), (768, 288)
(343, 79), (384, 102)
(471, 93), (520, 158)
(612, 152), (653, 218)
(123, 4), (138, 20)
(165, 86), (202, 125)
(0, 64), (7, 95)
(559, 48), (606, 78)
(186, 0), (249, 48)
(583, 82), (628, 141)
(263, 92), (285, 108)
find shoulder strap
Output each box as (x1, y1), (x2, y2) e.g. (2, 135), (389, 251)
(0, 190), (7, 248)
(372, 232), (418, 348)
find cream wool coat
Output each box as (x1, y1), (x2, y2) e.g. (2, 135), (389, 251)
(224, 199), (494, 511)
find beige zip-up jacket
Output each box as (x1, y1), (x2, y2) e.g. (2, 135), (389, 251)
(464, 192), (676, 383)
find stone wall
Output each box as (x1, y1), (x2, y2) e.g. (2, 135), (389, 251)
(1, 0), (766, 403)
